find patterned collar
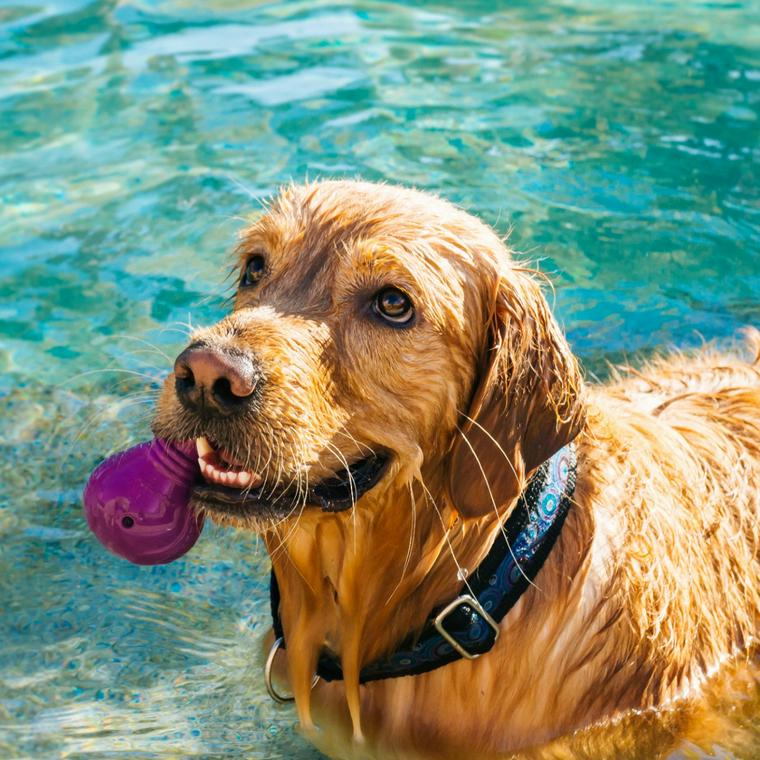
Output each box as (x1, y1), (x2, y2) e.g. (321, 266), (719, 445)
(269, 443), (577, 683)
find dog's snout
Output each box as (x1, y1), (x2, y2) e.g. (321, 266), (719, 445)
(173, 344), (259, 415)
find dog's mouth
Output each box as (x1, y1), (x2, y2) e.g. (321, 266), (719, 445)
(191, 436), (389, 520)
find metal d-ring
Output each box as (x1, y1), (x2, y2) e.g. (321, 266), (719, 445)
(264, 636), (319, 704)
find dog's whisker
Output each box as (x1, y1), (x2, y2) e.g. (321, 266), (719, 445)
(417, 477), (477, 601)
(455, 422), (540, 593)
(324, 441), (358, 502)
(110, 334), (174, 363)
(115, 348), (173, 367)
(52, 394), (157, 466)
(264, 445), (308, 525)
(334, 429), (376, 458)
(59, 367), (162, 388)
(158, 326), (194, 339)
(158, 318), (196, 339)
(45, 389), (157, 454)
(265, 445), (289, 503)
(224, 173), (264, 202)
(268, 482), (311, 561)
(325, 441), (360, 551)
(383, 482), (418, 607)
(458, 411), (521, 490)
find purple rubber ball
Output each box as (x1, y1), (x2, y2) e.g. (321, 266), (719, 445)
(83, 438), (204, 565)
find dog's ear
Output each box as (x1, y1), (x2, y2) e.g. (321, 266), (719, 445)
(447, 270), (585, 518)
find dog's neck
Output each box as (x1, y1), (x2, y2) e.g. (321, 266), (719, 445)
(264, 467), (540, 732)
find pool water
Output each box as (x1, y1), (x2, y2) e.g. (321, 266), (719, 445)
(1, 0), (758, 757)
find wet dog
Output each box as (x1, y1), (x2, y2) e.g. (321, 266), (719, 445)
(152, 180), (760, 758)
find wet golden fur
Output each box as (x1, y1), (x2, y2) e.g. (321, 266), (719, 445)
(152, 180), (760, 758)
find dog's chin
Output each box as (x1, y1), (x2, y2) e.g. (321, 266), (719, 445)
(191, 452), (390, 529)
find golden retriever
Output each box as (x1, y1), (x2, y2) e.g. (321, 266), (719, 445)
(152, 180), (760, 759)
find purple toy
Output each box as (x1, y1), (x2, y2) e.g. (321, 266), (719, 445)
(83, 438), (204, 565)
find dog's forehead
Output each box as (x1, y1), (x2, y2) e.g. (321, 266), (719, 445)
(252, 181), (495, 253)
(238, 181), (502, 324)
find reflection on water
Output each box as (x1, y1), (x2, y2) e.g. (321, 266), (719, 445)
(0, 0), (758, 757)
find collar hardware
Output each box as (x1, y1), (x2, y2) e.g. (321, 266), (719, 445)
(433, 594), (500, 660)
(264, 636), (294, 703)
(268, 442), (577, 687)
(264, 636), (319, 703)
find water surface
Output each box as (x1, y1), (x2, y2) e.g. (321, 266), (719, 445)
(1, 0), (759, 757)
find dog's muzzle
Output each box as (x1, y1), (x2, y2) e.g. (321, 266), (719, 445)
(192, 450), (389, 519)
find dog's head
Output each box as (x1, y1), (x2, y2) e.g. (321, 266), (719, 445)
(152, 180), (584, 529)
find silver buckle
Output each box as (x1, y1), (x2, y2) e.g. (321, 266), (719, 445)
(433, 594), (500, 660)
(264, 637), (319, 703)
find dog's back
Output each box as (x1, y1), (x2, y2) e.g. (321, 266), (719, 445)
(605, 328), (760, 410)
(574, 330), (760, 720)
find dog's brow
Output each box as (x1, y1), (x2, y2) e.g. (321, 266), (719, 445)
(236, 228), (271, 260)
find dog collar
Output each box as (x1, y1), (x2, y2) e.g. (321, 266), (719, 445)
(269, 443), (577, 684)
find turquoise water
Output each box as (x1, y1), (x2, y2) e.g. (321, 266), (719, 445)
(1, 1), (759, 757)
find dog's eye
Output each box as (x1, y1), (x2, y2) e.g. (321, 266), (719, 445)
(241, 255), (266, 287)
(373, 287), (414, 325)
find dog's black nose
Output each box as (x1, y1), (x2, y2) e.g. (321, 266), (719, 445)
(173, 344), (260, 416)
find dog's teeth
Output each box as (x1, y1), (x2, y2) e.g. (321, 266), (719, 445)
(196, 436), (214, 458)
(197, 449), (263, 490)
